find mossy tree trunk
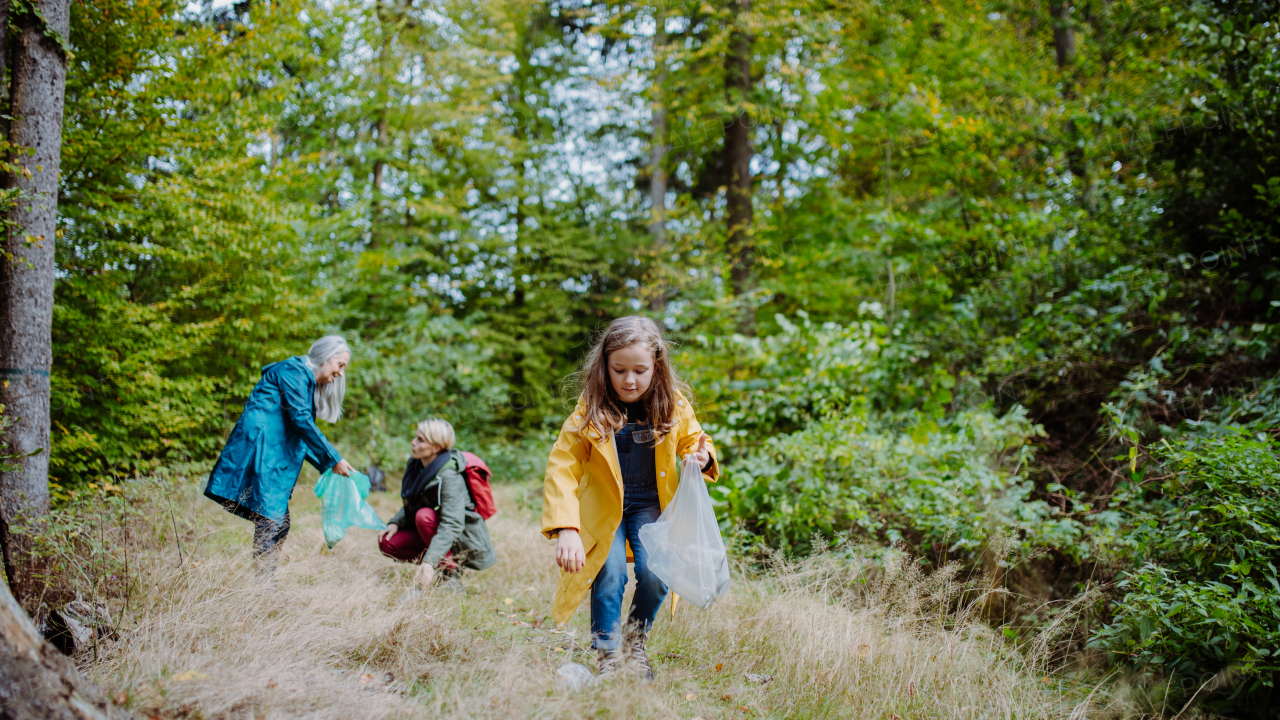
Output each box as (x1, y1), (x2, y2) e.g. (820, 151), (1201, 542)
(0, 0), (71, 612)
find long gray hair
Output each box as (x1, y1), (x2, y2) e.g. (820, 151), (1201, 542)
(303, 335), (350, 423)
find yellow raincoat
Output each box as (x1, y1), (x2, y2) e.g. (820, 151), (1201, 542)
(542, 392), (718, 626)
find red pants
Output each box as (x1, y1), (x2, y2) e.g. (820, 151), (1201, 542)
(378, 507), (457, 568)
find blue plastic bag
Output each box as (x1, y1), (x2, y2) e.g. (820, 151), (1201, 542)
(314, 469), (386, 548)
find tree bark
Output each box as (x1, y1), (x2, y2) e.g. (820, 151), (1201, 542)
(505, 23), (535, 429)
(647, 10), (669, 311)
(0, 577), (132, 719)
(0, 1), (10, 98)
(372, 117), (386, 192)
(1049, 1), (1087, 194)
(1048, 1), (1075, 73)
(368, 0), (391, 249)
(370, 113), (387, 247)
(0, 0), (9, 143)
(723, 0), (754, 336)
(0, 0), (71, 610)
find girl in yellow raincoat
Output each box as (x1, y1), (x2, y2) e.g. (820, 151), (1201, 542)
(542, 316), (717, 680)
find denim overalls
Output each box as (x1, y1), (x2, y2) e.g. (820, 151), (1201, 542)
(589, 407), (668, 650)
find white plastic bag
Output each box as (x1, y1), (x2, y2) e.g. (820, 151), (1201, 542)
(637, 455), (731, 609)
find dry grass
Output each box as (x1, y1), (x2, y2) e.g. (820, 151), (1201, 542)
(74, 472), (1142, 719)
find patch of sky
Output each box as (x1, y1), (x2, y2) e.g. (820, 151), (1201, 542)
(561, 275), (592, 293)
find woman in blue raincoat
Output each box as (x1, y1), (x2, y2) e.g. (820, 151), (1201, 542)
(205, 336), (355, 569)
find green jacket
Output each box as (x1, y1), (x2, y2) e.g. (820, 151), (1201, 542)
(391, 453), (497, 570)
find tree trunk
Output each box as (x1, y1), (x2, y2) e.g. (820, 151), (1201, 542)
(0, 577), (132, 719)
(0, 0), (71, 611)
(504, 22), (535, 429)
(368, 0), (391, 249)
(1049, 1), (1087, 195)
(723, 0), (754, 336)
(1048, 1), (1075, 73)
(0, 1), (9, 100)
(370, 113), (387, 247)
(647, 10), (669, 311)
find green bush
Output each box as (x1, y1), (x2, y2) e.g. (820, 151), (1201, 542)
(682, 312), (1082, 566)
(717, 405), (1082, 563)
(680, 310), (957, 457)
(325, 313), (508, 472)
(1091, 434), (1280, 707)
(678, 311), (881, 453)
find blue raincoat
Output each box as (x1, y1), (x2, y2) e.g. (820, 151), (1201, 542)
(204, 356), (343, 522)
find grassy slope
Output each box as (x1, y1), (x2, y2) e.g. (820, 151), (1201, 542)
(83, 473), (1134, 719)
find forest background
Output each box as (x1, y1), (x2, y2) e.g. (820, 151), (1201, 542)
(0, 0), (1277, 715)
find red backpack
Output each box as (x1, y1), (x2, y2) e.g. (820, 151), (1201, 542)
(458, 451), (497, 520)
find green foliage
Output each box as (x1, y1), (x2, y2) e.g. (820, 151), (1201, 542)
(678, 312), (1078, 562)
(477, 436), (555, 484)
(266, 0), (639, 433)
(46, 0), (1280, 714)
(678, 311), (883, 453)
(324, 314), (508, 471)
(1091, 435), (1280, 703)
(53, 0), (329, 483)
(717, 398), (1079, 563)
(684, 309), (964, 444)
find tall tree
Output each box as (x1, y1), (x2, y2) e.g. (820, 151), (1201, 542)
(368, 0), (393, 248)
(1048, 1), (1075, 70)
(1048, 1), (1086, 190)
(723, 0), (754, 335)
(0, 0), (71, 609)
(0, 1), (9, 96)
(647, 9), (669, 311)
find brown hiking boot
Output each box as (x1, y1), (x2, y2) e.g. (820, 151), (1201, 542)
(625, 628), (655, 681)
(596, 647), (621, 678)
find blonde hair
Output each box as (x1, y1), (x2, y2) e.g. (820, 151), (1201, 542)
(571, 315), (690, 440)
(415, 418), (456, 450)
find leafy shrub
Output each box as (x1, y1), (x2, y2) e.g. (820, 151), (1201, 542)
(717, 405), (1082, 563)
(474, 437), (554, 485)
(1091, 434), (1280, 708)
(678, 311), (880, 452)
(681, 312), (1082, 566)
(680, 310), (956, 457)
(327, 313), (508, 473)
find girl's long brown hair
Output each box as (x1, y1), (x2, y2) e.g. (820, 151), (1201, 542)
(570, 316), (690, 440)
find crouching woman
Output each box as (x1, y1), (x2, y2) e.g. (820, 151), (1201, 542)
(379, 419), (497, 588)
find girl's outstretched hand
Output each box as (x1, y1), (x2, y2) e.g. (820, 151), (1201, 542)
(556, 528), (586, 573)
(688, 432), (711, 469)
